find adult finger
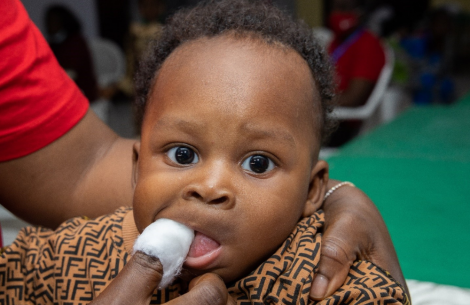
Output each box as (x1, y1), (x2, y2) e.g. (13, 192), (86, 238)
(167, 273), (234, 305)
(310, 233), (355, 300)
(90, 251), (163, 305)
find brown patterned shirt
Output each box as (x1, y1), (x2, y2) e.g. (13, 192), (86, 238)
(0, 208), (410, 304)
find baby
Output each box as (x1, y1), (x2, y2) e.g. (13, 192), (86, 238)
(131, 8), (331, 288)
(0, 1), (409, 304)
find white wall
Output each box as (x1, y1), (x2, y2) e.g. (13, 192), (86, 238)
(20, 0), (99, 38)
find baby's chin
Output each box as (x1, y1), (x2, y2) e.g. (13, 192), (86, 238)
(179, 256), (266, 287)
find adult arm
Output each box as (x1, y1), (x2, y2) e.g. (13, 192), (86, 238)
(336, 78), (375, 107)
(309, 179), (408, 300)
(0, 0), (135, 228)
(333, 31), (385, 108)
(0, 110), (135, 228)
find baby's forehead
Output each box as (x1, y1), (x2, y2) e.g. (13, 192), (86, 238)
(146, 35), (323, 142)
(154, 34), (320, 108)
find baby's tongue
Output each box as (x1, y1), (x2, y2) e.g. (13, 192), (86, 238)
(187, 232), (220, 258)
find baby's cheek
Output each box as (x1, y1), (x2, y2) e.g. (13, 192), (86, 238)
(242, 221), (294, 270)
(132, 183), (155, 231)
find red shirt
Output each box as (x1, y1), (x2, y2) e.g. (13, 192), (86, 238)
(0, 0), (88, 162)
(328, 30), (385, 94)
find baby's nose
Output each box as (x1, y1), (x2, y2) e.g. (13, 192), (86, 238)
(183, 186), (231, 205)
(181, 163), (235, 208)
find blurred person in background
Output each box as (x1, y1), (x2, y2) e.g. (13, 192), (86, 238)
(45, 5), (98, 103)
(325, 0), (385, 147)
(399, 6), (457, 105)
(368, 0), (456, 105)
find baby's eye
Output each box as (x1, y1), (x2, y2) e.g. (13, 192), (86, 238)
(167, 146), (199, 165)
(241, 155), (275, 174)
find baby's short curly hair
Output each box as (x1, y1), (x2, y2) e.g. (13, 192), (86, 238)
(135, 0), (336, 141)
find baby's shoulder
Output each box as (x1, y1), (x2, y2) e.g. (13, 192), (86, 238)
(2, 206), (131, 260)
(51, 206), (132, 253)
(0, 207), (132, 304)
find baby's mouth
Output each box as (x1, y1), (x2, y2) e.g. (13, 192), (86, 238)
(187, 231), (220, 257)
(185, 231), (222, 269)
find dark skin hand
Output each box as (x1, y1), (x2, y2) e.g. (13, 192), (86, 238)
(90, 251), (235, 305)
(311, 179), (409, 300)
(0, 111), (407, 300)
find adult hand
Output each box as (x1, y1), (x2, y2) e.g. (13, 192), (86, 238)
(90, 251), (232, 305)
(188, 274), (236, 305)
(309, 180), (408, 300)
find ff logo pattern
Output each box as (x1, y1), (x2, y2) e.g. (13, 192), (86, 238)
(0, 208), (409, 304)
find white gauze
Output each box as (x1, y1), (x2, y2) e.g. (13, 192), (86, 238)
(133, 218), (194, 288)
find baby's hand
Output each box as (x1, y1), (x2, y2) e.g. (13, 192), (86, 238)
(89, 252), (231, 305)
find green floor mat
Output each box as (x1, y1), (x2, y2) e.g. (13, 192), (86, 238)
(326, 98), (470, 288)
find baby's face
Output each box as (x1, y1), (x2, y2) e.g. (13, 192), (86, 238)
(133, 35), (328, 283)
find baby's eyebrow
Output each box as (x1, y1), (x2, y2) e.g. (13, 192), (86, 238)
(240, 124), (296, 148)
(153, 118), (203, 133)
(153, 118), (296, 147)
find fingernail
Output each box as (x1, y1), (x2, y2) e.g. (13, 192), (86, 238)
(310, 274), (328, 299)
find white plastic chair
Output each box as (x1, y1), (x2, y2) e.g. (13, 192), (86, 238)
(331, 43), (395, 121)
(88, 38), (126, 88)
(88, 38), (126, 123)
(312, 27), (333, 50)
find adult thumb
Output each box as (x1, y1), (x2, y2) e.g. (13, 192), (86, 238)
(90, 251), (163, 305)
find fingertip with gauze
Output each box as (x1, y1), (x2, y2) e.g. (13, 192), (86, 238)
(133, 218), (195, 288)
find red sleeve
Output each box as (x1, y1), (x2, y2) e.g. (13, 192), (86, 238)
(349, 31), (385, 82)
(0, 0), (89, 162)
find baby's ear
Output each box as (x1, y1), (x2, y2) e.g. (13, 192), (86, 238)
(302, 160), (329, 218)
(132, 142), (141, 189)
